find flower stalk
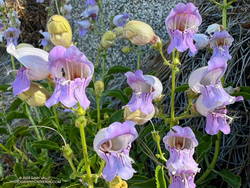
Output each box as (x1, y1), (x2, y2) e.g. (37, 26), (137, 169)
(196, 132), (221, 185)
(77, 107), (94, 188)
(170, 50), (179, 128)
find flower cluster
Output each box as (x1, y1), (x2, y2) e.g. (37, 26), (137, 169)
(163, 126), (200, 188)
(78, 0), (99, 36)
(1, 10), (21, 46)
(189, 25), (242, 135)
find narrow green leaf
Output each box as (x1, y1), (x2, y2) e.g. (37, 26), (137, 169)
(0, 84), (10, 92)
(0, 127), (8, 135)
(216, 169), (241, 188)
(32, 140), (60, 150)
(175, 84), (189, 92)
(8, 98), (23, 112)
(14, 163), (24, 177)
(107, 66), (131, 75)
(232, 91), (250, 99)
(103, 90), (129, 104)
(130, 178), (155, 188)
(13, 126), (30, 137)
(155, 165), (167, 188)
(109, 109), (123, 124)
(196, 135), (212, 162)
(6, 112), (28, 122)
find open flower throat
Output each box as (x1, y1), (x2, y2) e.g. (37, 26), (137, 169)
(170, 13), (199, 32)
(100, 134), (133, 153)
(58, 60), (91, 81)
(168, 136), (193, 150)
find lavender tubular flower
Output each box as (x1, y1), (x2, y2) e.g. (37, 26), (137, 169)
(93, 121), (138, 181)
(3, 27), (21, 46)
(39, 31), (50, 47)
(163, 126), (199, 188)
(165, 3), (202, 54)
(81, 5), (99, 20)
(196, 92), (243, 135)
(45, 45), (94, 109)
(210, 30), (234, 61)
(85, 0), (96, 6)
(7, 43), (50, 95)
(188, 65), (243, 135)
(124, 70), (162, 124)
(78, 20), (91, 36)
(113, 13), (130, 27)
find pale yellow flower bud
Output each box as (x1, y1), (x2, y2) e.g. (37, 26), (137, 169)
(18, 83), (50, 107)
(123, 20), (159, 45)
(47, 15), (72, 47)
(110, 176), (128, 188)
(94, 80), (105, 96)
(101, 31), (116, 48)
(124, 106), (155, 125)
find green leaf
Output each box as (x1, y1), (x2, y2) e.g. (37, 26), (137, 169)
(0, 84), (10, 92)
(107, 65), (131, 75)
(0, 127), (8, 135)
(32, 140), (60, 150)
(232, 91), (250, 99)
(232, 86), (250, 99)
(14, 163), (24, 177)
(8, 98), (23, 112)
(109, 109), (123, 124)
(216, 169), (241, 188)
(155, 165), (167, 188)
(13, 126), (30, 137)
(103, 74), (114, 86)
(6, 112), (28, 122)
(196, 134), (212, 162)
(123, 87), (133, 98)
(175, 84), (189, 92)
(130, 178), (155, 188)
(39, 162), (52, 177)
(103, 89), (129, 104)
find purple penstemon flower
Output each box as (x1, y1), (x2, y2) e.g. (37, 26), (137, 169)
(77, 20), (91, 36)
(62, 4), (73, 19)
(195, 87), (243, 135)
(165, 3), (202, 54)
(39, 30), (50, 47)
(189, 66), (243, 135)
(113, 13), (130, 27)
(209, 30), (234, 61)
(163, 126), (199, 188)
(93, 121), (138, 181)
(124, 70), (163, 117)
(85, 0), (96, 6)
(7, 43), (50, 95)
(81, 5), (99, 20)
(45, 45), (94, 109)
(3, 27), (21, 46)
(36, 0), (44, 3)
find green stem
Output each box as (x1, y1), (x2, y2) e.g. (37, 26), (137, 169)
(78, 108), (94, 188)
(196, 132), (221, 185)
(170, 50), (178, 128)
(25, 104), (42, 141)
(96, 96), (101, 130)
(136, 48), (141, 70)
(158, 44), (171, 67)
(55, 0), (61, 15)
(156, 140), (167, 162)
(11, 55), (15, 70)
(68, 158), (77, 175)
(222, 0), (227, 28)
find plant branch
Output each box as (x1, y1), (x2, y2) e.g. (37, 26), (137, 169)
(196, 132), (221, 185)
